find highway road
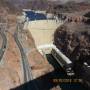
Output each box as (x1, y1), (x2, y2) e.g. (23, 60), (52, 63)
(14, 24), (39, 90)
(0, 28), (7, 61)
(14, 31), (33, 82)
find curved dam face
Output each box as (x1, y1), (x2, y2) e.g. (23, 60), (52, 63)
(26, 20), (63, 47)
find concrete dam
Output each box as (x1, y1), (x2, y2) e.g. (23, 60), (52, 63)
(27, 20), (63, 47)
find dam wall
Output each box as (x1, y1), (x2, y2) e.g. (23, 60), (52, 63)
(26, 20), (63, 47)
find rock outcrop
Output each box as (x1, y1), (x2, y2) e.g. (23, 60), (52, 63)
(54, 22), (90, 64)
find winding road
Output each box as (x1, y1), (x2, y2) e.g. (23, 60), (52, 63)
(14, 30), (33, 82)
(0, 28), (7, 61)
(14, 22), (41, 90)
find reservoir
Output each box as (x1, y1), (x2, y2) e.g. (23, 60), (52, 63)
(25, 11), (47, 21)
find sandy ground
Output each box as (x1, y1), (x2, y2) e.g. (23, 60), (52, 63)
(27, 49), (53, 79)
(0, 66), (20, 90)
(1, 28), (22, 89)
(0, 15), (22, 89)
(3, 31), (21, 80)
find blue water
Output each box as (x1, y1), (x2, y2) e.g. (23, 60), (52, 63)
(25, 11), (47, 21)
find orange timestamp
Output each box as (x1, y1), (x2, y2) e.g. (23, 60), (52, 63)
(52, 78), (83, 83)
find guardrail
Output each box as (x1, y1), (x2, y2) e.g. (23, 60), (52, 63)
(37, 44), (74, 76)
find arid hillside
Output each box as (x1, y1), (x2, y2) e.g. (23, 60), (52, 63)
(53, 1), (90, 13)
(54, 21), (90, 64)
(0, 4), (54, 90)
